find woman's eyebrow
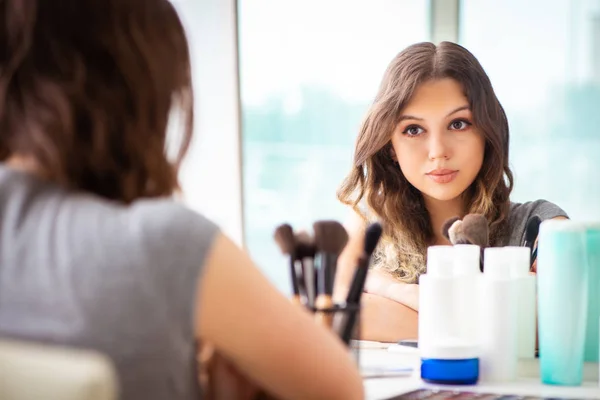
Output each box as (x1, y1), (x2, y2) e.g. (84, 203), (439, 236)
(398, 105), (470, 122)
(398, 114), (423, 122)
(446, 105), (470, 117)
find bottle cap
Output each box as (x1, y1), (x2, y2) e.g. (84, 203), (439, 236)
(453, 244), (481, 276)
(420, 337), (479, 360)
(427, 246), (454, 277)
(420, 337), (480, 385)
(483, 247), (510, 280)
(504, 246), (530, 278)
(540, 219), (585, 233)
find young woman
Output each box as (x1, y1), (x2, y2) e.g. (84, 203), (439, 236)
(0, 1), (363, 399)
(334, 41), (567, 342)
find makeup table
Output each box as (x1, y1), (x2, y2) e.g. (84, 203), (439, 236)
(356, 341), (600, 400)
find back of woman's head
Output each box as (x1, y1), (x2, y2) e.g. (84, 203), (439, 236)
(0, 0), (193, 202)
(338, 41), (513, 282)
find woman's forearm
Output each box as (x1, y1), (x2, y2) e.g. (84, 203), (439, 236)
(384, 282), (419, 311)
(364, 269), (420, 311)
(359, 293), (418, 342)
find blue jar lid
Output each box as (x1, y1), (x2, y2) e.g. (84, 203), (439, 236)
(421, 357), (479, 385)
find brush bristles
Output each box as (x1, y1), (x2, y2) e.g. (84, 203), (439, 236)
(462, 214), (489, 247)
(295, 231), (315, 260)
(448, 219), (465, 244)
(273, 224), (295, 256)
(441, 216), (461, 241)
(312, 220), (348, 256)
(363, 222), (383, 258)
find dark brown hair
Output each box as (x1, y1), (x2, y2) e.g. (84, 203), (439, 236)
(337, 41), (513, 282)
(0, 0), (193, 203)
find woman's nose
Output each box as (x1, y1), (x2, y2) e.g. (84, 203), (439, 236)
(428, 131), (450, 161)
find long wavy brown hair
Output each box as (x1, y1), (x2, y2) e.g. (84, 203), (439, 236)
(337, 42), (514, 283)
(0, 0), (193, 203)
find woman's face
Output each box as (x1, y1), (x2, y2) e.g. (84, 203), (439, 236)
(390, 78), (485, 202)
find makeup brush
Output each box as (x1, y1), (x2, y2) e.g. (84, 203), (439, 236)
(345, 222), (383, 305)
(441, 216), (461, 242)
(442, 214), (489, 271)
(313, 220), (349, 327)
(523, 215), (542, 270)
(295, 231), (315, 307)
(339, 222), (383, 344)
(274, 223), (302, 306)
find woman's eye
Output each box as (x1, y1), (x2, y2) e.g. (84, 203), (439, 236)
(402, 126), (424, 136)
(449, 119), (471, 131)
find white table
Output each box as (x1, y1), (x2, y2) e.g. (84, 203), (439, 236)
(356, 341), (600, 400)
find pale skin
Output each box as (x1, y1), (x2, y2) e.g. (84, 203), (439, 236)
(335, 78), (565, 342)
(197, 233), (364, 400)
(7, 157), (364, 400)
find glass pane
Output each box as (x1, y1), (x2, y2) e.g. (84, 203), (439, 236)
(459, 0), (600, 222)
(238, 0), (429, 292)
(174, 0), (244, 243)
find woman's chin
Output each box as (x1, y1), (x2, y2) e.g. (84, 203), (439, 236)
(421, 187), (466, 203)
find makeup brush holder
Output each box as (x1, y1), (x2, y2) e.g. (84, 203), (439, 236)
(310, 302), (361, 365)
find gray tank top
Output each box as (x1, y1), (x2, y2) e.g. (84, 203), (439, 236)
(359, 198), (568, 245)
(504, 200), (568, 246)
(0, 165), (218, 399)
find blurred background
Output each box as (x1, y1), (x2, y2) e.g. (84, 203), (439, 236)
(173, 0), (600, 294)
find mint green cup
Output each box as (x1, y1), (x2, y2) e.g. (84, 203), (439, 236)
(537, 220), (588, 386)
(584, 224), (600, 362)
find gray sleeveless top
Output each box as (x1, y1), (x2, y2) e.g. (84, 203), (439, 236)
(0, 165), (218, 399)
(359, 197), (568, 281)
(359, 198), (568, 245)
(504, 200), (568, 245)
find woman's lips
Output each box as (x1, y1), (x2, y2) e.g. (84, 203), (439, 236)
(426, 169), (459, 184)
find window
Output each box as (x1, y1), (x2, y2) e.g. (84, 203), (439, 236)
(460, 0), (600, 221)
(238, 0), (429, 291)
(173, 0), (244, 245)
(179, 0), (587, 293)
